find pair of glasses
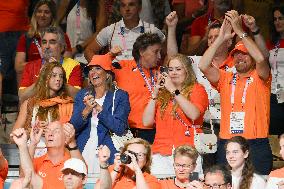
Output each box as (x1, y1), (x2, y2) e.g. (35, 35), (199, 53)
(173, 163), (195, 170)
(203, 183), (227, 189)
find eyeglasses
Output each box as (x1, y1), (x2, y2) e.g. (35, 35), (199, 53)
(173, 163), (195, 170)
(127, 150), (146, 160)
(203, 183), (227, 189)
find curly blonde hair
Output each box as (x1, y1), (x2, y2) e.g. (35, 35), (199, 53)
(157, 54), (196, 118)
(24, 62), (69, 129)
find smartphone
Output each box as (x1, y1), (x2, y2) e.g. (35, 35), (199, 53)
(189, 172), (199, 181)
(160, 66), (168, 74)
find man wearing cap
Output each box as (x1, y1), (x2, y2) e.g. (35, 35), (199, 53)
(199, 10), (272, 175)
(11, 121), (85, 189)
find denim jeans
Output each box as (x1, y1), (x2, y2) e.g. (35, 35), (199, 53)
(217, 138), (273, 175)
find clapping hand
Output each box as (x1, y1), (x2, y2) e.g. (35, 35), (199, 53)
(241, 14), (259, 33)
(63, 123), (75, 145)
(98, 145), (111, 166)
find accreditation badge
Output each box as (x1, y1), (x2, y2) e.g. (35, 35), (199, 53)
(230, 112), (245, 134)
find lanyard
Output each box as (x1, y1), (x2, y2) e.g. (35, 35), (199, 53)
(76, 1), (80, 29)
(230, 73), (251, 110)
(136, 61), (155, 93)
(208, 13), (212, 26)
(33, 38), (43, 58)
(118, 22), (145, 51)
(175, 110), (201, 137)
(272, 41), (281, 92)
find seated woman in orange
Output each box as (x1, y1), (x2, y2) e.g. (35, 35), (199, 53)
(95, 138), (161, 189)
(12, 62), (73, 157)
(143, 54), (208, 178)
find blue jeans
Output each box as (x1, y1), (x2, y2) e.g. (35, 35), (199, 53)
(217, 138), (273, 175)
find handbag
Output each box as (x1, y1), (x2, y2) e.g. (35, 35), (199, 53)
(109, 89), (134, 151)
(194, 110), (217, 154)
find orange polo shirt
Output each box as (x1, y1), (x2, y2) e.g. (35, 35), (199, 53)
(109, 165), (161, 189)
(113, 60), (158, 129)
(33, 152), (70, 189)
(152, 83), (208, 155)
(0, 159), (8, 189)
(159, 178), (180, 189)
(215, 69), (271, 139)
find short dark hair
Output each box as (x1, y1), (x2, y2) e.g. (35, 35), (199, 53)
(208, 21), (222, 32)
(42, 26), (66, 50)
(204, 165), (232, 185)
(132, 33), (162, 62)
(119, 0), (142, 7)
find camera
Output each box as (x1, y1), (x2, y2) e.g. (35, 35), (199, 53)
(120, 151), (137, 164)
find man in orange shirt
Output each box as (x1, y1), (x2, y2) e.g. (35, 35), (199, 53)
(199, 10), (272, 175)
(11, 121), (84, 189)
(0, 148), (8, 189)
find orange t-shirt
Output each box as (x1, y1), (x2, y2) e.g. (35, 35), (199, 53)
(152, 83), (208, 155)
(0, 159), (8, 189)
(269, 167), (284, 178)
(113, 60), (158, 129)
(110, 166), (161, 189)
(215, 69), (271, 139)
(0, 0), (29, 32)
(159, 178), (181, 189)
(33, 152), (70, 189)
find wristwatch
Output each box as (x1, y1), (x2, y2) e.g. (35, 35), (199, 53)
(239, 32), (248, 39)
(66, 145), (78, 151)
(100, 163), (109, 169)
(172, 89), (180, 96)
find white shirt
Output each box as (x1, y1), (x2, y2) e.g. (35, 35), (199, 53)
(232, 173), (266, 189)
(96, 19), (165, 61)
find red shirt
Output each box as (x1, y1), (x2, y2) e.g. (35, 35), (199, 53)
(20, 58), (83, 88)
(190, 12), (215, 38)
(0, 0), (29, 32)
(16, 33), (72, 62)
(0, 159), (8, 189)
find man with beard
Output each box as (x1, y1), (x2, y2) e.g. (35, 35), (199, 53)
(199, 10), (272, 175)
(18, 26), (83, 103)
(186, 0), (232, 55)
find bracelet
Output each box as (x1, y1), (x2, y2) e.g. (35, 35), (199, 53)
(100, 163), (109, 169)
(66, 145), (78, 151)
(252, 28), (260, 35)
(239, 32), (248, 39)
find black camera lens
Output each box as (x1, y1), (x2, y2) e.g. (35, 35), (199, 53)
(120, 153), (131, 164)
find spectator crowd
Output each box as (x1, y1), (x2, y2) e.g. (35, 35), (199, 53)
(0, 0), (284, 188)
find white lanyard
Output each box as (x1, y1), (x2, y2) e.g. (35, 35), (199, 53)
(136, 61), (156, 94)
(33, 38), (43, 59)
(230, 73), (251, 110)
(272, 41), (281, 91)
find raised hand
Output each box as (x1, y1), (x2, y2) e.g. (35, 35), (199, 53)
(125, 151), (141, 173)
(98, 145), (111, 164)
(63, 123), (76, 145)
(10, 128), (28, 147)
(219, 18), (235, 42)
(225, 10), (243, 35)
(166, 11), (178, 28)
(241, 14), (258, 32)
(113, 153), (122, 172)
(30, 124), (43, 146)
(109, 46), (122, 57)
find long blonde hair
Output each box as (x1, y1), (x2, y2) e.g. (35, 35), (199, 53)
(28, 0), (57, 37)
(157, 54), (196, 118)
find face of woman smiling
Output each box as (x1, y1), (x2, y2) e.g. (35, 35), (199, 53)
(168, 59), (187, 88)
(88, 66), (108, 88)
(36, 4), (52, 29)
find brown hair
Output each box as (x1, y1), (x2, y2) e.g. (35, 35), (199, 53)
(173, 145), (199, 164)
(24, 62), (68, 129)
(120, 138), (152, 174)
(225, 136), (254, 189)
(157, 54), (196, 118)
